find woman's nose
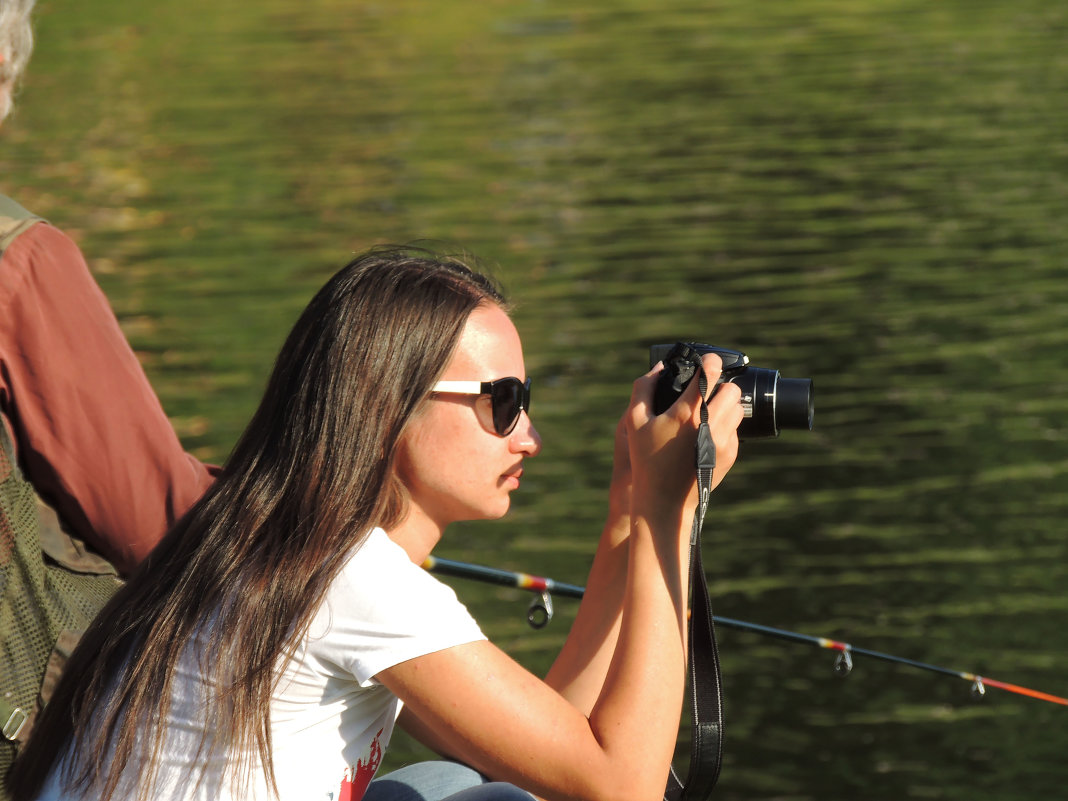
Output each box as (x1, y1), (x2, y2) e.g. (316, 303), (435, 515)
(510, 411), (542, 456)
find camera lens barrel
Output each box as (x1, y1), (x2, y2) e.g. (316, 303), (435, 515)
(776, 376), (815, 432)
(729, 368), (814, 439)
(730, 368), (773, 440)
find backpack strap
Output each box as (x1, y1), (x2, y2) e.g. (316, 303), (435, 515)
(0, 201), (118, 754)
(0, 424), (37, 745)
(0, 421), (120, 756)
(0, 194), (44, 255)
(0, 200), (37, 742)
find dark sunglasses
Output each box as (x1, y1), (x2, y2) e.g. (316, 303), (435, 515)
(430, 377), (532, 436)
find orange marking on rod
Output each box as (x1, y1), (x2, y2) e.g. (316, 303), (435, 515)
(979, 676), (1068, 706)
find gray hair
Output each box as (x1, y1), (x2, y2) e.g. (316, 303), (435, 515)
(0, 0), (37, 121)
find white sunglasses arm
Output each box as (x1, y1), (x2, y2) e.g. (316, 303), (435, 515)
(431, 381), (483, 395)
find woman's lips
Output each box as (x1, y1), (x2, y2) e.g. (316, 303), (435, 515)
(502, 467), (523, 489)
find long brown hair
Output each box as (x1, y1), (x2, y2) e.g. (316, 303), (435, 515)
(7, 246), (506, 800)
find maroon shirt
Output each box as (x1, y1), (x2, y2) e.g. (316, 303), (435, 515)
(0, 222), (217, 575)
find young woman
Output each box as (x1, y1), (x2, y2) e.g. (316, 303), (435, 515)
(7, 246), (744, 801)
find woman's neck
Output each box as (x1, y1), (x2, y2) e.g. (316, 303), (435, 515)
(385, 508), (445, 564)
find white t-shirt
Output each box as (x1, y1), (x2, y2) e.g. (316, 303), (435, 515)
(40, 528), (486, 801)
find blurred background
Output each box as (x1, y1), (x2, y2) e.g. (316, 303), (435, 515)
(3, 1), (1066, 798)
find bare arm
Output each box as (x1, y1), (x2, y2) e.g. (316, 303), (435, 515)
(379, 355), (743, 801)
(544, 354), (743, 717)
(541, 413), (631, 715)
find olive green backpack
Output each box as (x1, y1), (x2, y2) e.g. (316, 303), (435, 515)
(0, 197), (123, 795)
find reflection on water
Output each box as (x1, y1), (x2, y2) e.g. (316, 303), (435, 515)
(5, 1), (1067, 798)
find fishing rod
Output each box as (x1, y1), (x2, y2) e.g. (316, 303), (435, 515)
(423, 554), (1068, 707)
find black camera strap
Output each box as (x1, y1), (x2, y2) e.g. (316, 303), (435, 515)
(664, 367), (725, 801)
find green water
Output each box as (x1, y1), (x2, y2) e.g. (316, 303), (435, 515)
(4, 1), (1067, 798)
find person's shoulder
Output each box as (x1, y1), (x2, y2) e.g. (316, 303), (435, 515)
(0, 213), (89, 280)
(337, 528), (420, 582)
(331, 528), (458, 606)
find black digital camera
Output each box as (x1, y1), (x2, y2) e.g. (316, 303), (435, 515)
(650, 342), (814, 439)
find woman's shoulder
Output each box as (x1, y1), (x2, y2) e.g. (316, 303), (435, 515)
(335, 527), (421, 583)
(304, 528), (486, 683)
(326, 527), (475, 622)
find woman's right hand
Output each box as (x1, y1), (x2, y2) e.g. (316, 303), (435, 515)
(624, 352), (744, 520)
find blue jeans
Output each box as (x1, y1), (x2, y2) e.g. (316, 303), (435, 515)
(365, 761), (534, 801)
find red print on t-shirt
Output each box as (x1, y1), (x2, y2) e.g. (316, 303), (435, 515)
(338, 728), (385, 801)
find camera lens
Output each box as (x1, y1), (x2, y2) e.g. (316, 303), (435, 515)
(730, 369), (814, 439)
(776, 376), (814, 433)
